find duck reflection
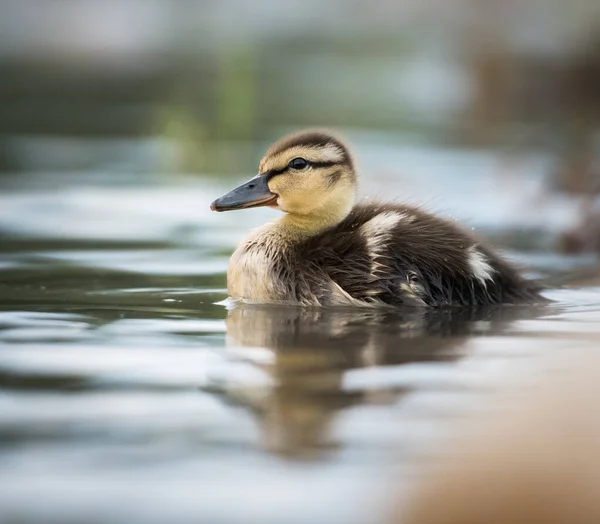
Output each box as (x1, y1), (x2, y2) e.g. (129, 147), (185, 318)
(211, 304), (547, 458)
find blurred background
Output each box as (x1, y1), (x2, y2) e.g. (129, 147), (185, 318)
(2, 0), (599, 180)
(1, 1), (600, 523)
(2, 0), (600, 248)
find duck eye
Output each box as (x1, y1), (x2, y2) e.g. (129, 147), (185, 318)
(289, 157), (308, 170)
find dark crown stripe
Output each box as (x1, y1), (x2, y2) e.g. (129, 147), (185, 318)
(269, 132), (352, 165)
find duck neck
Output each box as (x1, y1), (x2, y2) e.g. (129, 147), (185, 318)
(276, 203), (353, 239)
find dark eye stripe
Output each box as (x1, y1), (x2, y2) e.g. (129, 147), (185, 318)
(264, 167), (285, 178)
(263, 160), (340, 179)
(307, 161), (338, 169)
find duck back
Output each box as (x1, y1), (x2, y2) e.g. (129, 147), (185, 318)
(288, 203), (542, 307)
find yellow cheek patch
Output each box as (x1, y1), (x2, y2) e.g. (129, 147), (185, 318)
(267, 174), (302, 196)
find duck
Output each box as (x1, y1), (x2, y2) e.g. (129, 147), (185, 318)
(210, 129), (543, 307)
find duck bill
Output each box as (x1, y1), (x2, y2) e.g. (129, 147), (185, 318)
(210, 175), (277, 212)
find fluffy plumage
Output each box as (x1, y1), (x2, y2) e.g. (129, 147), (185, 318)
(212, 129), (543, 308)
(231, 202), (542, 307)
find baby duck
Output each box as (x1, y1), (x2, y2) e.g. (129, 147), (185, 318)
(210, 130), (542, 307)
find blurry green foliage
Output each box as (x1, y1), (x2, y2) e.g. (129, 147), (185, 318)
(215, 45), (259, 141)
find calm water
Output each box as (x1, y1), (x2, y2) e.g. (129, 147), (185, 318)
(1, 137), (600, 524)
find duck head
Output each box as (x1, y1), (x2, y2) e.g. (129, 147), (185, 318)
(210, 130), (357, 231)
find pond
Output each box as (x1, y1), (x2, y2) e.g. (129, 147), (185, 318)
(1, 135), (600, 524)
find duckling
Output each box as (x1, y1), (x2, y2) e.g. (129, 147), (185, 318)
(210, 130), (543, 307)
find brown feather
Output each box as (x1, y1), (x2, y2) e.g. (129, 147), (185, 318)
(231, 203), (543, 307)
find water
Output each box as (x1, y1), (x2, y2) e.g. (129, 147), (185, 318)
(1, 139), (600, 524)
